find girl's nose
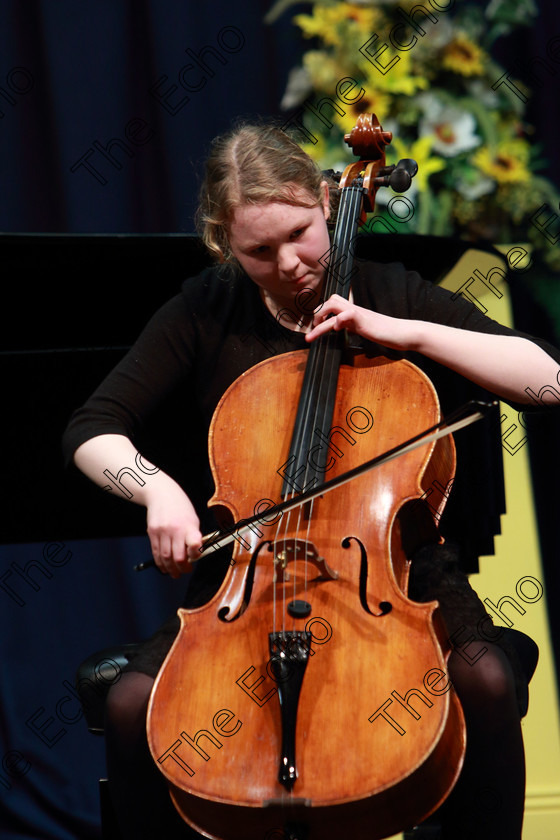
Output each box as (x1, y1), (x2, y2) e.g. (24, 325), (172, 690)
(277, 244), (300, 273)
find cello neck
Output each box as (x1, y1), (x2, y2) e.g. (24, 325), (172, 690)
(322, 182), (364, 302)
(279, 181), (365, 499)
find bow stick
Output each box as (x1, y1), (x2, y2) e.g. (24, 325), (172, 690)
(134, 399), (497, 571)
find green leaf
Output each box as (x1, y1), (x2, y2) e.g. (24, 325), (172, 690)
(459, 96), (499, 149)
(485, 0), (538, 27)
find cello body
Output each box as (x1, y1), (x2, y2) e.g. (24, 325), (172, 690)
(147, 349), (466, 840)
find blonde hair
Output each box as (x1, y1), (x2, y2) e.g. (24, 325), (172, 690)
(196, 121), (333, 264)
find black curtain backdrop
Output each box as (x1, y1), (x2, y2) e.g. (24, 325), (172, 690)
(0, 0), (308, 233)
(1, 1), (560, 839)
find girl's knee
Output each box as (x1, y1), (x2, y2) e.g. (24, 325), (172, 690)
(104, 672), (155, 736)
(449, 643), (519, 727)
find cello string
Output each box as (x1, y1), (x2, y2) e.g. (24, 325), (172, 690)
(275, 479), (305, 637)
(271, 182), (362, 643)
(308, 183), (363, 595)
(294, 184), (361, 611)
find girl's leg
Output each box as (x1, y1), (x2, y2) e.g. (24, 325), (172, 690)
(438, 642), (525, 839)
(104, 671), (200, 839)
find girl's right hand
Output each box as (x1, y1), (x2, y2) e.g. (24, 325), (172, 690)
(73, 435), (204, 577)
(145, 480), (203, 578)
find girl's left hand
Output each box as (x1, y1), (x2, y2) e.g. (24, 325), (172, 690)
(305, 294), (416, 351)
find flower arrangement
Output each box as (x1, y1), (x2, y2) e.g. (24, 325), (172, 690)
(267, 0), (560, 271)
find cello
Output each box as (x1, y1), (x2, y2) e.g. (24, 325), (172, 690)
(147, 114), (467, 840)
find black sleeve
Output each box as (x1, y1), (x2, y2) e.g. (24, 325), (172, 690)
(354, 260), (560, 403)
(61, 292), (195, 467)
(404, 266), (560, 365)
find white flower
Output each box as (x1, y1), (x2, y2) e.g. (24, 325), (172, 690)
(457, 175), (495, 200)
(280, 66), (313, 111)
(419, 100), (481, 158)
(415, 93), (444, 121)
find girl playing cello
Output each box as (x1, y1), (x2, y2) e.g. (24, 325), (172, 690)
(64, 120), (560, 839)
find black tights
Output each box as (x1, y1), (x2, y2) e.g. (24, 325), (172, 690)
(440, 641), (525, 839)
(105, 643), (525, 840)
(104, 672), (201, 839)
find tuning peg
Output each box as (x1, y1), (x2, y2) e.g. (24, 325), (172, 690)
(389, 159), (418, 192)
(373, 158), (418, 193)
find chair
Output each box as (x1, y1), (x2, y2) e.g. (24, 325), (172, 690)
(75, 643), (143, 840)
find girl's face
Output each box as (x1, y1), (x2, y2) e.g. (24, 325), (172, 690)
(228, 184), (331, 316)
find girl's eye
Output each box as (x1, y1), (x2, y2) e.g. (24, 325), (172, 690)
(250, 226), (306, 255)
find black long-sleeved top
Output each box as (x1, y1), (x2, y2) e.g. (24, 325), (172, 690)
(62, 258), (560, 572)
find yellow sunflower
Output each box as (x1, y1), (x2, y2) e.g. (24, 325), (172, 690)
(362, 49), (429, 97)
(294, 3), (380, 47)
(472, 140), (531, 184)
(303, 51), (347, 92)
(338, 2), (379, 31)
(441, 34), (485, 77)
(333, 89), (392, 131)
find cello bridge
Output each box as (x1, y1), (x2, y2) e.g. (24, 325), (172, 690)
(270, 539), (338, 582)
